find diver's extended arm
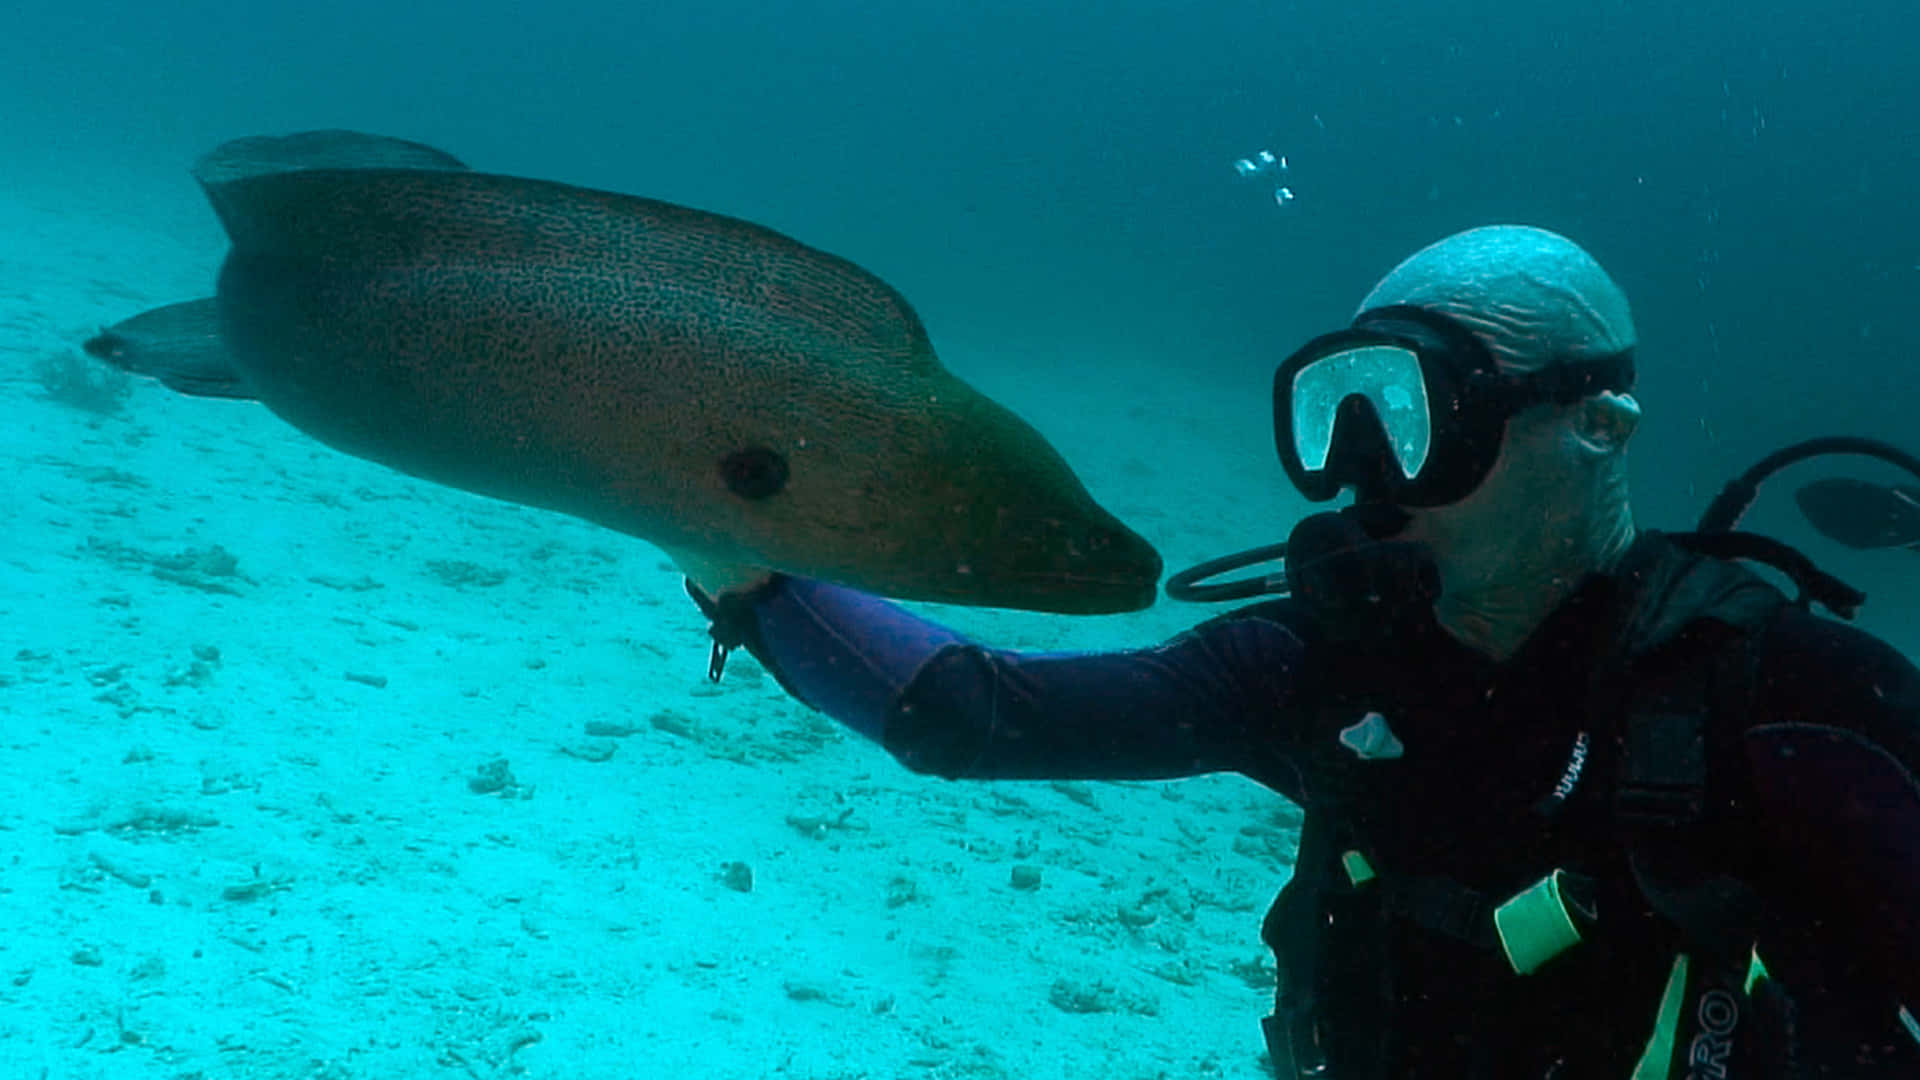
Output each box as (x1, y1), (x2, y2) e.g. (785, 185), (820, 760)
(691, 575), (1309, 787)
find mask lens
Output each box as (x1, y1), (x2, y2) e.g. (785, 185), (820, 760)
(1289, 344), (1432, 481)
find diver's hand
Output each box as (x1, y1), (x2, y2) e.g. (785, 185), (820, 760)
(667, 549), (779, 682)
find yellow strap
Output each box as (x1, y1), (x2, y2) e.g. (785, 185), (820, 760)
(1632, 950), (1769, 1080)
(1341, 849), (1375, 886)
(1630, 954), (1691, 1080)
(1493, 869), (1585, 975)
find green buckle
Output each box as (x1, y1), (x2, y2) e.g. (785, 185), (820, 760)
(1493, 869), (1585, 975)
(1341, 849), (1375, 886)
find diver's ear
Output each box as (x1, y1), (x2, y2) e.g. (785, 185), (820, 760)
(1571, 391), (1640, 455)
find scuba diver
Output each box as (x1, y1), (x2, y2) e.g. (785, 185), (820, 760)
(678, 225), (1920, 1077)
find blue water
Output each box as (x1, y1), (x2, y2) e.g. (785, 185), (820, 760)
(2, 1), (1917, 1076)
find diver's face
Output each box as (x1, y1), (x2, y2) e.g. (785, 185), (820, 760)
(1394, 404), (1586, 595)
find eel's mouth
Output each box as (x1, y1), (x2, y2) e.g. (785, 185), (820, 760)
(952, 535), (1165, 615)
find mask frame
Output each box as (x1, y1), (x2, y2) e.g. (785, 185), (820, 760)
(1273, 304), (1635, 507)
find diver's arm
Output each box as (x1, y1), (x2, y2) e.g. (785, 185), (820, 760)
(694, 575), (1309, 785)
(1744, 613), (1920, 1057)
(702, 574), (966, 743)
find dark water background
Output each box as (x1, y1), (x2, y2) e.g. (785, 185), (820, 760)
(5, 0), (1915, 581)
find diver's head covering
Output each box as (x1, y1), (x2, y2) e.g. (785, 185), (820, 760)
(1356, 225), (1636, 376)
(1347, 226), (1641, 659)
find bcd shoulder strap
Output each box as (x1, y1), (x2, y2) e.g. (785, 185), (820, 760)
(1615, 609), (1796, 1080)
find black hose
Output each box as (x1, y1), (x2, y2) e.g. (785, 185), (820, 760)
(1698, 436), (1920, 533)
(1163, 541), (1292, 603)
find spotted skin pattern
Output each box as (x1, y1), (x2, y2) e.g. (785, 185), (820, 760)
(99, 131), (1161, 614)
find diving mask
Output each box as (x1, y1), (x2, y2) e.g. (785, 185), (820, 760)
(1274, 305), (1636, 507)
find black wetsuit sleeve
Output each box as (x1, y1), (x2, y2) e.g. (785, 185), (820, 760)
(736, 576), (1311, 788)
(1744, 612), (1920, 1049)
(884, 613), (1310, 784)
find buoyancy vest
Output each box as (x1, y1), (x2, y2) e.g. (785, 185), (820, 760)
(1259, 532), (1801, 1079)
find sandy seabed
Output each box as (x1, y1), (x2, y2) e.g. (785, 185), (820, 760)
(0, 177), (1304, 1080)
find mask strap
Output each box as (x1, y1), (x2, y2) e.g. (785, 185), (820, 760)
(1353, 305), (1637, 407)
(1516, 348), (1637, 405)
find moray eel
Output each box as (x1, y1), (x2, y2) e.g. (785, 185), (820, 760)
(89, 130), (1161, 613)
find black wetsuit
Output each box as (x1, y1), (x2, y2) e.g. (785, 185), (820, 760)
(720, 531), (1920, 1077)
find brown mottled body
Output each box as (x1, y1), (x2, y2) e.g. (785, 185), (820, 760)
(97, 132), (1160, 613)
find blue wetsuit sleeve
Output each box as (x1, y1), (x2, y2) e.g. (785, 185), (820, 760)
(742, 576), (1310, 786)
(1746, 612), (1920, 1055)
(746, 575), (967, 743)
